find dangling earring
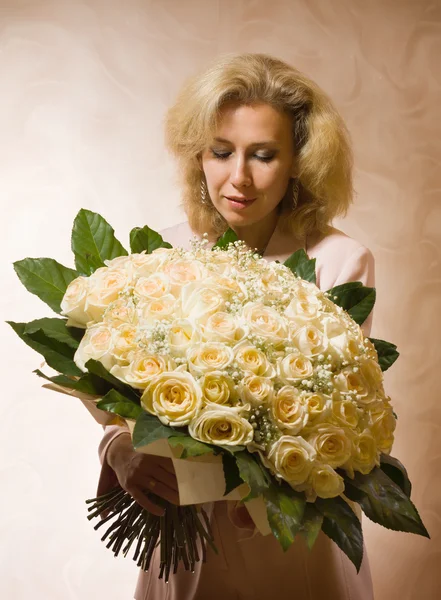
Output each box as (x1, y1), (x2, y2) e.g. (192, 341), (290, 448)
(291, 178), (299, 210)
(200, 178), (209, 205)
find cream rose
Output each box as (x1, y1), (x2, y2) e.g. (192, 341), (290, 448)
(285, 288), (321, 323)
(358, 358), (385, 395)
(347, 429), (379, 475)
(239, 374), (274, 407)
(103, 297), (138, 327)
(306, 424), (352, 468)
(131, 251), (171, 277)
(268, 435), (316, 485)
(291, 324), (328, 358)
(74, 323), (114, 372)
(277, 351), (313, 384)
(271, 386), (308, 434)
(202, 312), (247, 344)
(111, 352), (175, 389)
(85, 267), (131, 322)
(187, 342), (233, 376)
(110, 324), (139, 364)
(137, 294), (178, 325)
(303, 392), (332, 426)
(189, 405), (254, 446)
(331, 394), (360, 429)
(309, 463), (345, 499)
(133, 273), (171, 300)
(200, 371), (236, 406)
(167, 319), (200, 357)
(162, 258), (206, 293)
(333, 367), (375, 405)
(181, 282), (226, 325)
(60, 276), (90, 327)
(242, 302), (288, 346)
(141, 371), (202, 426)
(369, 402), (396, 454)
(234, 342), (275, 377)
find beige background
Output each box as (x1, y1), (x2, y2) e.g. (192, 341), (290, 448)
(0, 0), (440, 598)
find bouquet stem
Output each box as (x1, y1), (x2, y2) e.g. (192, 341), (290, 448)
(86, 487), (217, 581)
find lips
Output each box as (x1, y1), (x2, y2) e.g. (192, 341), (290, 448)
(225, 196), (257, 210)
(226, 196), (256, 202)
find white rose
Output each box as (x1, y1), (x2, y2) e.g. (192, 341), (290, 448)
(200, 371), (236, 406)
(267, 435), (317, 485)
(202, 312), (247, 343)
(234, 342), (275, 377)
(271, 386), (308, 434)
(302, 392), (332, 427)
(285, 288), (321, 323)
(309, 463), (345, 499)
(141, 371), (202, 426)
(74, 323), (114, 372)
(333, 366), (375, 405)
(162, 258), (206, 294)
(369, 401), (396, 454)
(345, 429), (379, 476)
(187, 342), (233, 377)
(277, 351), (313, 384)
(189, 405), (254, 446)
(306, 424), (352, 468)
(242, 302), (288, 346)
(111, 352), (175, 389)
(133, 273), (171, 300)
(167, 319), (200, 357)
(291, 324), (328, 358)
(239, 374), (274, 407)
(85, 267), (131, 322)
(110, 324), (139, 364)
(331, 395), (360, 429)
(137, 294), (178, 325)
(60, 276), (90, 327)
(103, 297), (138, 327)
(181, 282), (226, 325)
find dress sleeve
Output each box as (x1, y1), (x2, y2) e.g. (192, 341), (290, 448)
(332, 245), (376, 337)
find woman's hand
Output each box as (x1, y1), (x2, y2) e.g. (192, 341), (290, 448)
(106, 432), (180, 516)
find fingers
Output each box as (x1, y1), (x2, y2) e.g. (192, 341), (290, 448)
(143, 477), (180, 506)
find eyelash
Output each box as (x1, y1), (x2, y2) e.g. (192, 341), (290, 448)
(211, 150), (275, 163)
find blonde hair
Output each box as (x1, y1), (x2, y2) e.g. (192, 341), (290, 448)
(164, 53), (353, 240)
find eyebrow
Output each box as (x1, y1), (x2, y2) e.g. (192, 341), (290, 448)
(213, 137), (278, 147)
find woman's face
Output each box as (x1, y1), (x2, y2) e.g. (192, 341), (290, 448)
(201, 101), (296, 229)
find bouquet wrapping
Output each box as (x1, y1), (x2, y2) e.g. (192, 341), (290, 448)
(9, 209), (429, 580)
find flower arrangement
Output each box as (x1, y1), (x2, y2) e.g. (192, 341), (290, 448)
(9, 209), (429, 580)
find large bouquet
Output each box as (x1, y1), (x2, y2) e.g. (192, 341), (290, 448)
(9, 209), (428, 581)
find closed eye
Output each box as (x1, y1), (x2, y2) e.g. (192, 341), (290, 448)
(211, 150), (275, 163)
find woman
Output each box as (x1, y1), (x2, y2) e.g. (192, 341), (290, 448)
(98, 53), (375, 600)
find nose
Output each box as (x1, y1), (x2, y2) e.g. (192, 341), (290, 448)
(230, 155), (252, 188)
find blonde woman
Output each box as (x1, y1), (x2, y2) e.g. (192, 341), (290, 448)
(98, 53), (375, 600)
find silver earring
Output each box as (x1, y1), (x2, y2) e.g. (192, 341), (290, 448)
(292, 178), (299, 210)
(200, 178), (209, 205)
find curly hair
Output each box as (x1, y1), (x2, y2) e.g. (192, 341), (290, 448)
(164, 53), (354, 240)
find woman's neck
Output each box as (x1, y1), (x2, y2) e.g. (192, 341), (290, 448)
(231, 209), (279, 254)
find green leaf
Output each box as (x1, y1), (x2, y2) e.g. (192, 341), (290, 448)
(7, 321), (82, 377)
(235, 451), (271, 500)
(24, 317), (83, 349)
(379, 454), (411, 498)
(132, 412), (185, 450)
(222, 452), (244, 495)
(325, 282), (376, 326)
(129, 225), (172, 254)
(316, 496), (364, 572)
(34, 369), (112, 396)
(299, 503), (324, 550)
(212, 228), (239, 250)
(168, 435), (214, 459)
(84, 359), (140, 403)
(284, 249), (317, 284)
(96, 389), (143, 420)
(368, 338), (399, 372)
(13, 258), (78, 313)
(263, 483), (305, 551)
(343, 468), (429, 538)
(71, 209), (127, 275)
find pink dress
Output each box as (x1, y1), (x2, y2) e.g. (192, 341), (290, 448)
(97, 220), (376, 600)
